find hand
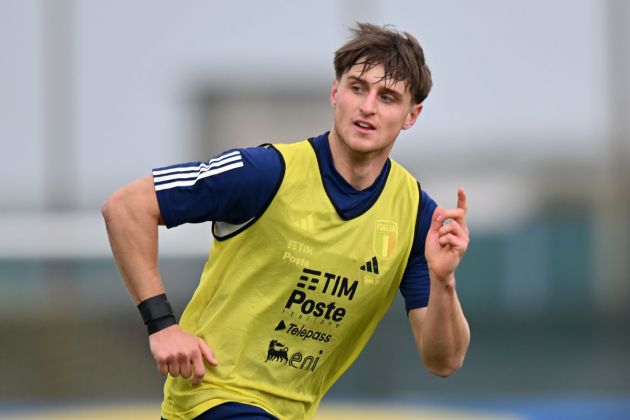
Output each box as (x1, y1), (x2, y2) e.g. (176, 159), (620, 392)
(149, 325), (218, 386)
(425, 188), (470, 283)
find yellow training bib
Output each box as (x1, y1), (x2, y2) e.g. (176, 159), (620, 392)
(161, 140), (420, 419)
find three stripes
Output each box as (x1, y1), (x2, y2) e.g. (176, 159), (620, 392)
(360, 256), (379, 274)
(153, 150), (243, 191)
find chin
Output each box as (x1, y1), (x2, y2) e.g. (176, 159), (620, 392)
(347, 139), (383, 155)
(334, 126), (384, 155)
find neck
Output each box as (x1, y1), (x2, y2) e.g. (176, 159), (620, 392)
(328, 130), (391, 191)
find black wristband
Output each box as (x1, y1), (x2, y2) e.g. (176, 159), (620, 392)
(137, 293), (177, 335)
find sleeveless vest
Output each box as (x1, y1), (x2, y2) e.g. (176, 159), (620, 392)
(161, 140), (420, 419)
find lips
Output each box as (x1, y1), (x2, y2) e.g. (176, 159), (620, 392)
(353, 120), (376, 131)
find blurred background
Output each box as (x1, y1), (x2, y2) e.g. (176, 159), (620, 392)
(1, 0), (629, 418)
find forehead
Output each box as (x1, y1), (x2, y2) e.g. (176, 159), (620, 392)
(343, 63), (409, 95)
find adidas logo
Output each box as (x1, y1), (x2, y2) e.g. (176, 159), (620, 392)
(294, 214), (314, 231)
(360, 256), (379, 274)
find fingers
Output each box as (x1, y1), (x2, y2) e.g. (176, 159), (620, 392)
(434, 189), (469, 232)
(439, 219), (465, 238)
(199, 338), (219, 366)
(157, 360), (168, 376)
(178, 352), (192, 378)
(438, 233), (468, 250)
(150, 329), (217, 387)
(191, 348), (205, 386)
(439, 208), (466, 223)
(167, 357), (181, 377)
(457, 188), (467, 213)
(426, 190), (470, 278)
(438, 219), (469, 250)
(456, 188), (468, 231)
(191, 338), (218, 386)
(158, 350), (201, 383)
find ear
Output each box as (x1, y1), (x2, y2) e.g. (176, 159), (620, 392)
(402, 103), (423, 130)
(330, 78), (339, 107)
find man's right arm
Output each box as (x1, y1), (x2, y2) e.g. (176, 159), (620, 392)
(102, 174), (217, 386)
(102, 175), (164, 303)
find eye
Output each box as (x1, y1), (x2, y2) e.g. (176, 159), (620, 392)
(381, 95), (394, 103)
(351, 85), (364, 94)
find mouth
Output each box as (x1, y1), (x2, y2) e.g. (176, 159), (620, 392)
(353, 120), (376, 131)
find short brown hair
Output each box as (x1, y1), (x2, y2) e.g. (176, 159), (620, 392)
(334, 22), (432, 104)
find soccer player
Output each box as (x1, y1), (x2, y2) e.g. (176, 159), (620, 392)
(103, 22), (470, 420)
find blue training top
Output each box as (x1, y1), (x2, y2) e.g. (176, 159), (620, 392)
(153, 132), (436, 312)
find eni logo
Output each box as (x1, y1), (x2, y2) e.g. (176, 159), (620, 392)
(374, 220), (398, 259)
(265, 340), (289, 363)
(264, 340), (323, 372)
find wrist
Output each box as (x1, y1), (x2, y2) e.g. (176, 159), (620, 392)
(429, 271), (456, 289)
(137, 293), (177, 335)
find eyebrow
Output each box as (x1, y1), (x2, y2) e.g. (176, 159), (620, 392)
(347, 76), (404, 101)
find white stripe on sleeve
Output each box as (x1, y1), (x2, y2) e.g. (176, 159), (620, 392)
(154, 161), (244, 191)
(153, 155), (242, 183)
(152, 150), (241, 176)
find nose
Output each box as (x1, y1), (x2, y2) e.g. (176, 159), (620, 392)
(359, 91), (377, 115)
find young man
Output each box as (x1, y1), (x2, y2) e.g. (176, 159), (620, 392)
(103, 22), (470, 420)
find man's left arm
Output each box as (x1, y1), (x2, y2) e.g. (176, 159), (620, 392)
(409, 188), (470, 377)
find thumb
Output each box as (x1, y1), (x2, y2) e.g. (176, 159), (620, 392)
(429, 207), (445, 232)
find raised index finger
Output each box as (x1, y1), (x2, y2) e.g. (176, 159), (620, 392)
(457, 188), (467, 213)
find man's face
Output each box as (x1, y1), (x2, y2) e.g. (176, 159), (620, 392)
(330, 63), (422, 157)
